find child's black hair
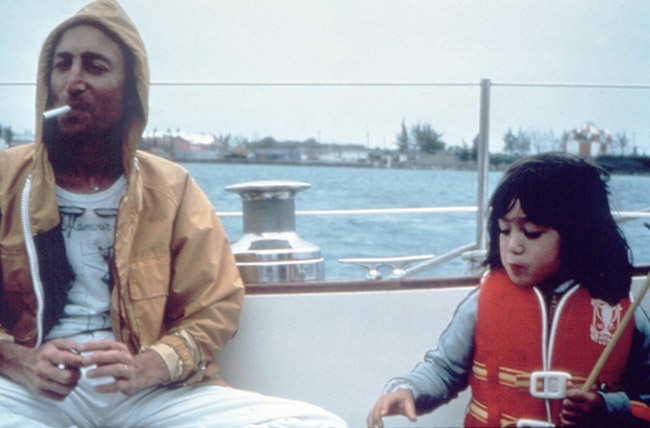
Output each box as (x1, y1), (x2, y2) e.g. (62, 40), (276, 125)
(484, 152), (632, 304)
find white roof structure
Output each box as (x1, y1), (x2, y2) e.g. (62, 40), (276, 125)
(178, 131), (217, 145)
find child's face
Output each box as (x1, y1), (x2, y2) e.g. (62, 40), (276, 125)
(498, 199), (561, 287)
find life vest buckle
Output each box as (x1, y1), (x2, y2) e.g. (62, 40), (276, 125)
(529, 371), (571, 399)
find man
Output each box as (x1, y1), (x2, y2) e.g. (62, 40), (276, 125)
(0, 1), (347, 427)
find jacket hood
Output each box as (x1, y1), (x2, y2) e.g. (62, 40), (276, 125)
(29, 0), (149, 233)
(35, 0), (149, 175)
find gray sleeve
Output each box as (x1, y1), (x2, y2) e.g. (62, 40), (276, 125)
(597, 306), (650, 427)
(384, 288), (478, 413)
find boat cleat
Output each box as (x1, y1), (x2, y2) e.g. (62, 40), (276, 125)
(338, 254), (434, 280)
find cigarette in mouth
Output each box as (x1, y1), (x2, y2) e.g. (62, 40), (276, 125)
(43, 105), (72, 119)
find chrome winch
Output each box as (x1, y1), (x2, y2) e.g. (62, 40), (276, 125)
(225, 180), (324, 284)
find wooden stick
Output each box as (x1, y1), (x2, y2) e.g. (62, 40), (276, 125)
(582, 270), (650, 392)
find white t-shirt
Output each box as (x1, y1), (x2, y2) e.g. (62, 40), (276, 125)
(46, 176), (127, 339)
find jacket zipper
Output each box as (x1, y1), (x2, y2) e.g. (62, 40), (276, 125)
(21, 175), (45, 347)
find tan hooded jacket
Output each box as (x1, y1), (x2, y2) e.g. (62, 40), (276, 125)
(0, 0), (244, 386)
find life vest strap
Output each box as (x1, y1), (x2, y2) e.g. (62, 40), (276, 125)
(472, 362), (589, 391)
(467, 397), (550, 427)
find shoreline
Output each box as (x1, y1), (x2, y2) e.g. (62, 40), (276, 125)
(173, 155), (650, 175)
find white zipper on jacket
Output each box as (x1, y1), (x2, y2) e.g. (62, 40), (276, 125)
(21, 175), (45, 347)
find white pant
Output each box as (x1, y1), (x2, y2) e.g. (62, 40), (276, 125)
(0, 377), (348, 428)
(0, 331), (347, 428)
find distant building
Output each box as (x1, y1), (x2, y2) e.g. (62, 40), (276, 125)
(171, 132), (225, 161)
(563, 124), (612, 157)
(253, 147), (302, 163)
(317, 148), (370, 164)
(226, 146), (252, 159)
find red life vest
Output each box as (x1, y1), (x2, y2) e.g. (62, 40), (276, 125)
(465, 269), (633, 427)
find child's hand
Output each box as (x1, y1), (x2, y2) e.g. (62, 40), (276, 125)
(367, 389), (417, 428)
(559, 381), (605, 426)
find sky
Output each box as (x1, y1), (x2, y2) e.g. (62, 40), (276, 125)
(2, 0), (650, 153)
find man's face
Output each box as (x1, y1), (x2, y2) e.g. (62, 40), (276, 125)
(50, 24), (126, 137)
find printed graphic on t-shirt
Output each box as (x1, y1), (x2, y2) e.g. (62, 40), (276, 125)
(46, 176), (125, 339)
(59, 206), (117, 290)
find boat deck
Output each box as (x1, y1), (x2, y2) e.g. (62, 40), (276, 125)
(217, 270), (650, 427)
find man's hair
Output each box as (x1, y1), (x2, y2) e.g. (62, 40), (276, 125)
(483, 152), (632, 304)
(45, 20), (141, 118)
(43, 21), (141, 174)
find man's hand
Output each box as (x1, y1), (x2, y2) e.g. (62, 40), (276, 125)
(0, 338), (83, 401)
(367, 389), (417, 428)
(77, 339), (170, 395)
(559, 382), (605, 426)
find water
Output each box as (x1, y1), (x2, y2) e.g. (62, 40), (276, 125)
(182, 162), (650, 280)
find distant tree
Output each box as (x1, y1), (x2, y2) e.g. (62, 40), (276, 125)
(614, 132), (629, 155)
(559, 130), (570, 152)
(396, 120), (409, 154)
(457, 135), (479, 162)
(456, 140), (471, 162)
(471, 134), (479, 160)
(411, 122), (445, 154)
(214, 133), (231, 149)
(502, 127), (530, 156)
(3, 126), (14, 148)
(526, 128), (556, 154)
(257, 137), (278, 148)
(152, 127), (158, 148)
(517, 129), (531, 155)
(232, 136), (249, 147)
(503, 128), (517, 156)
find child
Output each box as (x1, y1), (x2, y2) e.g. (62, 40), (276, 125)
(367, 152), (650, 427)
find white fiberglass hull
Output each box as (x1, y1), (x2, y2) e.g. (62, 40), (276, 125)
(215, 273), (650, 427)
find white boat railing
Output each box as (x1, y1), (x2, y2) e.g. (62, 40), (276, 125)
(215, 206), (478, 217)
(215, 206), (650, 279)
(615, 208), (650, 222)
(7, 80), (648, 88)
(216, 207), (650, 219)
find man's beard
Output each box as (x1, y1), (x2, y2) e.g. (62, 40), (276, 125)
(43, 119), (124, 175)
